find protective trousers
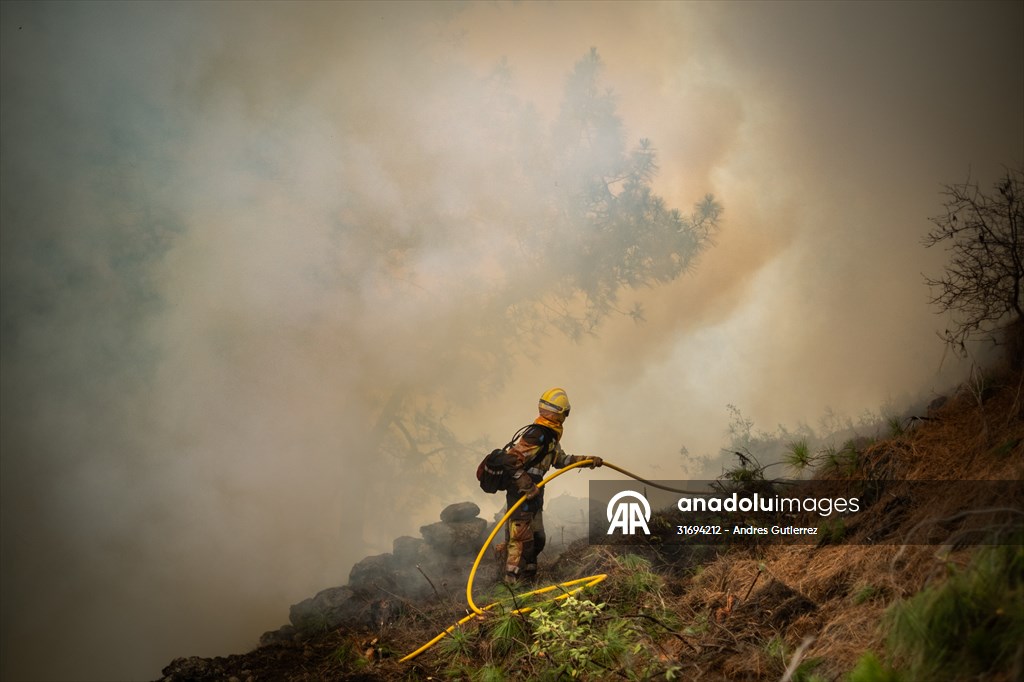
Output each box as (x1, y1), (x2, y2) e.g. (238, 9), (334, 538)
(505, 508), (545, 581)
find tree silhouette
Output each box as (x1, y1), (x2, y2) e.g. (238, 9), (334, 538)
(528, 48), (721, 342)
(365, 48), (723, 512)
(923, 168), (1023, 361)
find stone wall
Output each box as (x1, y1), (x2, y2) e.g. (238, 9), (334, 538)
(262, 502), (493, 645)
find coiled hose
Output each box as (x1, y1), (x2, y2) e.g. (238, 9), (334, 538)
(400, 459), (710, 662)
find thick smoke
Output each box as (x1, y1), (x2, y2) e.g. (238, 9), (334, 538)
(1, 2), (1021, 681)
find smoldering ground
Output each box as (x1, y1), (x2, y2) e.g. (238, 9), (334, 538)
(1, 2), (1021, 681)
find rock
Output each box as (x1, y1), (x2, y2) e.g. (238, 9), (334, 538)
(258, 624), (297, 648)
(370, 598), (402, 627)
(738, 579), (817, 627)
(393, 535), (424, 563)
(348, 553), (395, 591)
(288, 586), (366, 634)
(420, 518), (488, 556)
(927, 395), (949, 415)
(161, 656), (218, 681)
(440, 501), (481, 523)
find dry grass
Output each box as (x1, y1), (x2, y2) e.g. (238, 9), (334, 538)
(164, 367), (1022, 680)
(642, 366), (1023, 681)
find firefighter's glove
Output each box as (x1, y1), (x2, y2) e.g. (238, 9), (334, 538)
(571, 455), (602, 469)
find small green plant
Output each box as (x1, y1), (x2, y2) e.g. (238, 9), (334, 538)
(529, 595), (603, 674)
(820, 445), (838, 468)
(817, 517), (846, 544)
(764, 634), (788, 673)
(793, 662), (826, 682)
(613, 554), (664, 605)
(473, 663), (507, 682)
(822, 440), (861, 476)
(328, 640), (364, 668)
(852, 584), (879, 605)
(593, 616), (632, 668)
(487, 607), (528, 658)
(723, 463), (761, 484)
(847, 651), (901, 682)
(529, 594), (619, 678)
(643, 605), (684, 634)
(785, 439), (813, 471)
(615, 553), (651, 571)
(664, 664), (683, 680)
(989, 437), (1022, 458)
(763, 635), (824, 681)
(439, 624), (476, 661)
(886, 414), (905, 438)
(682, 611), (709, 636)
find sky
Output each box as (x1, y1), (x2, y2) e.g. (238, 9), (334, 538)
(1, 2), (1021, 680)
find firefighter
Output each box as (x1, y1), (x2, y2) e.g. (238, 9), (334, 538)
(503, 387), (602, 583)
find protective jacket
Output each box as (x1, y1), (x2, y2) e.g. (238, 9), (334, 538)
(504, 417), (585, 513)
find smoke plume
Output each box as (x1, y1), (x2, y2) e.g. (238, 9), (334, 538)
(1, 2), (1021, 680)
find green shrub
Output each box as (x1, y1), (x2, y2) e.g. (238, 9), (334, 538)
(884, 542), (1023, 680)
(613, 554), (664, 604)
(529, 595), (607, 677)
(527, 594), (652, 679)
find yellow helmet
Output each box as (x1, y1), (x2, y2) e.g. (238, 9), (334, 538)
(538, 387), (571, 417)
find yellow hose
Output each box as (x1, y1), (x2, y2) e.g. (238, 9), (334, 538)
(400, 459), (712, 662)
(465, 459), (597, 615)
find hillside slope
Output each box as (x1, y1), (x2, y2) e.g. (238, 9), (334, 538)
(160, 365), (1023, 682)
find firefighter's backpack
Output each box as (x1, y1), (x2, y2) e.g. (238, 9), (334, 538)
(476, 448), (518, 494)
(476, 425), (556, 494)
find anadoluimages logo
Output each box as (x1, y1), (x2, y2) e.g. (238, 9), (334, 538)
(606, 490), (651, 535)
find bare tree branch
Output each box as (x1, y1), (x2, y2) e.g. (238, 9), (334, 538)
(923, 168), (1024, 358)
